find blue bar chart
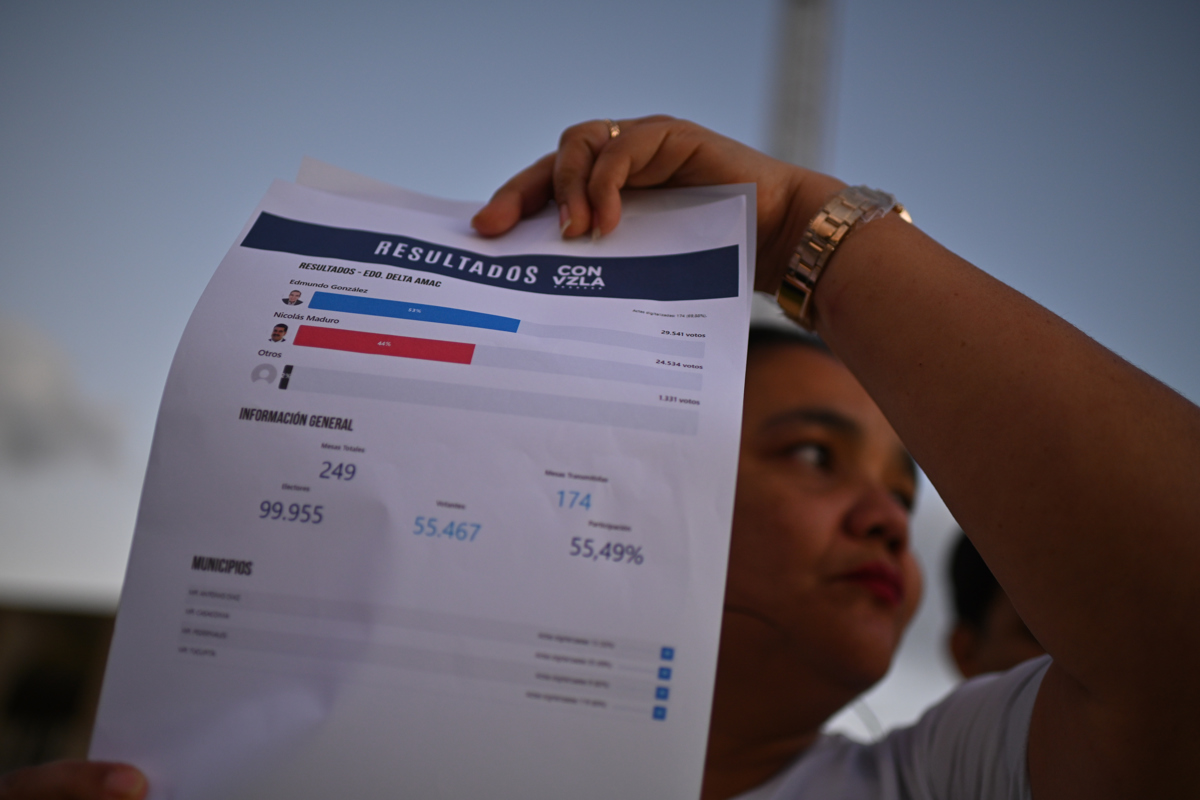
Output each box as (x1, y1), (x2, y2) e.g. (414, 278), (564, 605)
(308, 291), (705, 358)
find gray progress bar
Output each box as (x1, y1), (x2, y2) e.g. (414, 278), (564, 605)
(286, 366), (699, 435)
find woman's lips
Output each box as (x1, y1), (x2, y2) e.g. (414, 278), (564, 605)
(839, 562), (905, 606)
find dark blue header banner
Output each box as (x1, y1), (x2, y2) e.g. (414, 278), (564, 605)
(241, 212), (739, 301)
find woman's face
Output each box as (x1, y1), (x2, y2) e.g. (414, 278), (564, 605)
(723, 343), (922, 695)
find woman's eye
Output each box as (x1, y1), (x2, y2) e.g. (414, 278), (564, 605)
(790, 443), (830, 468)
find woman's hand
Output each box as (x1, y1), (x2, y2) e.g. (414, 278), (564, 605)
(0, 761), (146, 800)
(470, 115), (845, 294)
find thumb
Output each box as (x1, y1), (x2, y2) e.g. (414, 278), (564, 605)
(0, 761), (147, 800)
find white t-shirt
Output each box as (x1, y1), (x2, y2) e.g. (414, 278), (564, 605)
(733, 655), (1052, 800)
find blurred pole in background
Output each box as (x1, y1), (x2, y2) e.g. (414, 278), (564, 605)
(768, 0), (837, 170)
(753, 0), (835, 329)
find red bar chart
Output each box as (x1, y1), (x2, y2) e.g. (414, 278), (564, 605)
(293, 324), (702, 390)
(294, 325), (475, 364)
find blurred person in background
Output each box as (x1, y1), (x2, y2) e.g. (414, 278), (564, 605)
(948, 530), (1045, 679)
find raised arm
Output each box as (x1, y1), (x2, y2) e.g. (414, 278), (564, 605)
(811, 198), (1200, 800)
(474, 116), (1200, 799)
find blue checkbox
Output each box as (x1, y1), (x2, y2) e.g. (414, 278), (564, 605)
(660, 646), (675, 661)
(655, 686), (670, 700)
(658, 667), (672, 681)
(653, 706), (667, 720)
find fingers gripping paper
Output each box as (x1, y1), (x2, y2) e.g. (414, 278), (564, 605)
(91, 163), (754, 799)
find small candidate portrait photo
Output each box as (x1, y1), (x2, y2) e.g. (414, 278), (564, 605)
(270, 323), (288, 343)
(283, 289), (303, 306)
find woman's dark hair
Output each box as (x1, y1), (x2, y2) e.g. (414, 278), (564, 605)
(747, 323), (831, 356)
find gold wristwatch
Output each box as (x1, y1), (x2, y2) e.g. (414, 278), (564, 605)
(776, 185), (912, 330)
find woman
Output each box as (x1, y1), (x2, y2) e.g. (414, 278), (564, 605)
(708, 324), (931, 799)
(5, 116), (1197, 799)
(473, 116), (1200, 799)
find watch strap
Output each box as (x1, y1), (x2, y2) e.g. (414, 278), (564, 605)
(777, 185), (911, 330)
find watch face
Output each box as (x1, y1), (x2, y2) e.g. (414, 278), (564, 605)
(777, 281), (816, 330)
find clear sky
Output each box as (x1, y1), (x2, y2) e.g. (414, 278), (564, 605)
(2, 0), (1197, 733)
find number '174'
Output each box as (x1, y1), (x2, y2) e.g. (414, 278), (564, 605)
(557, 491), (591, 509)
